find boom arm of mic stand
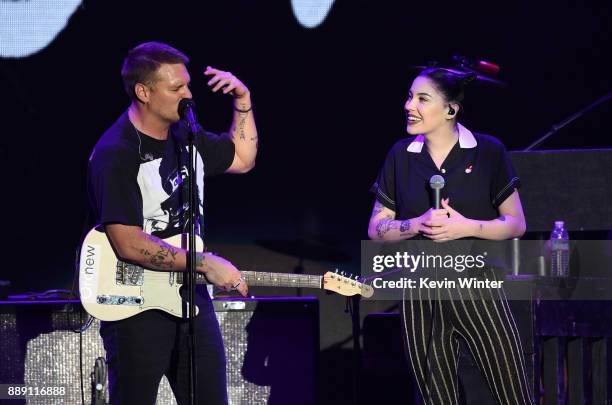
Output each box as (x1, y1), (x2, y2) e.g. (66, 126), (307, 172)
(524, 91), (612, 151)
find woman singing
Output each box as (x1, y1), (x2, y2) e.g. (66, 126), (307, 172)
(368, 68), (533, 404)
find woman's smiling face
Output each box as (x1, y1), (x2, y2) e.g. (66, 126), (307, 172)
(404, 75), (455, 135)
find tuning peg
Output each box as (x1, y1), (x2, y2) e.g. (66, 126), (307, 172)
(335, 269), (339, 274)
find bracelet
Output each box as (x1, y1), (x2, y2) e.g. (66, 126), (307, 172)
(233, 105), (252, 113)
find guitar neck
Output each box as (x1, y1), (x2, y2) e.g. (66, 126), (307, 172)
(192, 271), (323, 289)
(243, 271), (323, 289)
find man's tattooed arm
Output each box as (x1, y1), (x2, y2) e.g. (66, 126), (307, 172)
(142, 234), (179, 270)
(195, 252), (205, 269)
(227, 99), (257, 172)
(231, 102), (257, 143)
(233, 109), (248, 141)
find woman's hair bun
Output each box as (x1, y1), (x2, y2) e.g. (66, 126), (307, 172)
(459, 72), (477, 87)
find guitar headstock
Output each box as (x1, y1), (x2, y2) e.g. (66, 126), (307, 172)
(323, 271), (374, 298)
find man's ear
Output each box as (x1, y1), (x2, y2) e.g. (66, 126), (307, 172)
(134, 82), (150, 104)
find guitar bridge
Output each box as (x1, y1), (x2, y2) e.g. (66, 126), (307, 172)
(116, 261), (144, 286)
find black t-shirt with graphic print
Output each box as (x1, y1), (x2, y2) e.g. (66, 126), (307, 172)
(88, 111), (235, 238)
(371, 131), (520, 223)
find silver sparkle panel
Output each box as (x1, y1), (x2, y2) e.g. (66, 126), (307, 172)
(0, 302), (314, 405)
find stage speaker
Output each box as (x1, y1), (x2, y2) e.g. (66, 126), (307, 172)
(0, 297), (319, 405)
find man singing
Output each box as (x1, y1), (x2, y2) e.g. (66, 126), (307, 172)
(88, 41), (257, 404)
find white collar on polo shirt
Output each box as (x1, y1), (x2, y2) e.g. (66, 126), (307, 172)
(406, 123), (477, 153)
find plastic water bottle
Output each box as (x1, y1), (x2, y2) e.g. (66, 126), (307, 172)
(550, 221), (569, 277)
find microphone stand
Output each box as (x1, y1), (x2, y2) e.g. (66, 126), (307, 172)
(179, 98), (200, 405)
(521, 92), (611, 272)
(524, 91), (612, 151)
(186, 123), (198, 405)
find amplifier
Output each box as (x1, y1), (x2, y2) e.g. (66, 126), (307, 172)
(0, 297), (319, 404)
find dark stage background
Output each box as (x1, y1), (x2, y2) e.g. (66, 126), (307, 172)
(2, 0), (610, 294)
(1, 0), (611, 402)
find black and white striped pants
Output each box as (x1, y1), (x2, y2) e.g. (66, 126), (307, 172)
(401, 268), (534, 405)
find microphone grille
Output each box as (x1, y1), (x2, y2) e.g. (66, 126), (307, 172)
(178, 98), (195, 118)
(429, 175), (445, 189)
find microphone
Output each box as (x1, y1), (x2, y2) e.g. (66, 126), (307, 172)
(178, 98), (198, 134)
(452, 55), (501, 76)
(429, 175), (445, 209)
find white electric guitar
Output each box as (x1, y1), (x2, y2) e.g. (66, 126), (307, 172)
(79, 228), (373, 321)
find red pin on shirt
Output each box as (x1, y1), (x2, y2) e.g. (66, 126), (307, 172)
(465, 164), (473, 174)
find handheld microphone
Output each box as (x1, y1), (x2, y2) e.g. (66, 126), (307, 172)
(178, 98), (199, 134)
(429, 175), (445, 209)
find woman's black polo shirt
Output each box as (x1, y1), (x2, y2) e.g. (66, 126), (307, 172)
(372, 124), (520, 222)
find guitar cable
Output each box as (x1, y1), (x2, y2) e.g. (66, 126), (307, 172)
(73, 172), (96, 405)
(73, 235), (93, 405)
